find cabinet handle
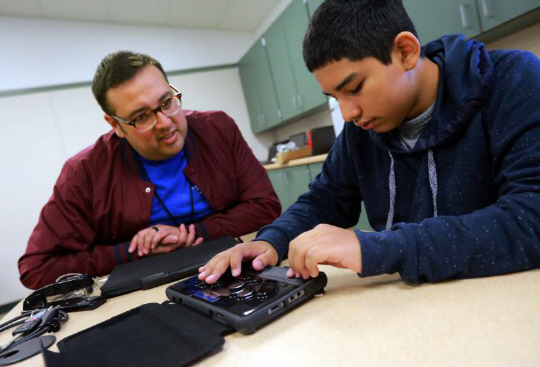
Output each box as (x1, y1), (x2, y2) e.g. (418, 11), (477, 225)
(296, 94), (303, 108)
(459, 4), (470, 29)
(292, 96), (297, 109)
(480, 0), (493, 18)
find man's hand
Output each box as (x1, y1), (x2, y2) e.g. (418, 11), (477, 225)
(128, 224), (203, 257)
(287, 224), (362, 279)
(198, 241), (279, 284)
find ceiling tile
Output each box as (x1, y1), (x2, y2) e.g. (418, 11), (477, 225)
(165, 0), (232, 30)
(0, 0), (43, 17)
(40, 0), (109, 21)
(106, 0), (171, 26)
(219, 0), (280, 32)
(0, 0), (284, 32)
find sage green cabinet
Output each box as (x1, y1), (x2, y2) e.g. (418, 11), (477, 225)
(404, 0), (539, 44)
(263, 20), (298, 123)
(239, 0), (328, 133)
(238, 45), (263, 133)
(264, 0), (327, 122)
(306, 0), (324, 17)
(403, 0), (482, 43)
(267, 165), (312, 212)
(475, 0), (540, 31)
(238, 40), (282, 133)
(280, 0), (327, 115)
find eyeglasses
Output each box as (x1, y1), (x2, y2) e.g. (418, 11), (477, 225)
(112, 85), (183, 133)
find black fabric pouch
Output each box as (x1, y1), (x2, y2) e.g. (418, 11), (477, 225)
(101, 236), (238, 297)
(42, 302), (233, 367)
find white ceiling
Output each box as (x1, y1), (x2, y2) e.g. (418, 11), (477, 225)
(0, 0), (282, 32)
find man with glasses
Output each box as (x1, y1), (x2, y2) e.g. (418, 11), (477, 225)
(18, 51), (281, 289)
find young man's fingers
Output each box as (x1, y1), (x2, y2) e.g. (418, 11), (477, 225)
(252, 251), (273, 271)
(202, 256), (232, 284)
(229, 245), (250, 276)
(304, 247), (322, 278)
(199, 251), (230, 279)
(194, 237), (204, 246)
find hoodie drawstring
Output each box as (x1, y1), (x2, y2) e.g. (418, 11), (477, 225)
(385, 152), (396, 230)
(385, 150), (438, 230)
(427, 150), (438, 217)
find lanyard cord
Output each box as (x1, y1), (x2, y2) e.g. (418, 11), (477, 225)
(135, 154), (194, 226)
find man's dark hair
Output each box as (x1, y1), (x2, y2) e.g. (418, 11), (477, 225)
(92, 51), (168, 115)
(303, 0), (418, 72)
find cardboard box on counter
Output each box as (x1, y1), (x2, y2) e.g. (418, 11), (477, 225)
(275, 146), (312, 165)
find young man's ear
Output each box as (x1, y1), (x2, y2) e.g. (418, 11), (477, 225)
(104, 114), (126, 138)
(392, 31), (421, 72)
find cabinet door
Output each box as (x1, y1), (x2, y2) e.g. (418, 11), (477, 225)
(306, 0), (324, 17)
(267, 169), (292, 211)
(308, 162), (323, 181)
(252, 39), (283, 129)
(403, 0), (481, 43)
(238, 45), (264, 133)
(476, 0), (539, 31)
(285, 165), (312, 206)
(264, 18), (300, 121)
(281, 0), (327, 114)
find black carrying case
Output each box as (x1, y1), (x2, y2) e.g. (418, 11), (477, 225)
(101, 237), (238, 297)
(42, 302), (233, 367)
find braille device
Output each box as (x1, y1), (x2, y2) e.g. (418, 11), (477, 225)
(166, 266), (327, 334)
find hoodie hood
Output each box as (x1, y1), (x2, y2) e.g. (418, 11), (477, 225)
(371, 34), (495, 154)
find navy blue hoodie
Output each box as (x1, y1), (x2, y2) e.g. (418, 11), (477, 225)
(256, 34), (540, 283)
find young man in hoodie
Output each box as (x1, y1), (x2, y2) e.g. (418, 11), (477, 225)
(199, 0), (540, 284)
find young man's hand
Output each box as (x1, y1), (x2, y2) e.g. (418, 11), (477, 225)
(198, 241), (279, 284)
(287, 224), (362, 279)
(128, 223), (203, 257)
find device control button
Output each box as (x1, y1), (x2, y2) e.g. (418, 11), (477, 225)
(234, 288), (254, 301)
(228, 281), (247, 296)
(193, 280), (209, 289)
(210, 279), (226, 289)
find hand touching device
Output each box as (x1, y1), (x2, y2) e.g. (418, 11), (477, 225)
(166, 266), (327, 334)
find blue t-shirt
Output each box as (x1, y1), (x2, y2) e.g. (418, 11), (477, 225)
(139, 150), (214, 226)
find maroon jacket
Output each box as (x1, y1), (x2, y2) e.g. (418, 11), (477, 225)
(19, 110), (281, 289)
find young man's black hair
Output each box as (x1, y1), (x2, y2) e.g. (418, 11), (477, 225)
(303, 0), (418, 72)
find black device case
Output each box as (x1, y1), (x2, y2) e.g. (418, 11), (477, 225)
(166, 266), (327, 334)
(42, 302), (233, 367)
(101, 237), (238, 297)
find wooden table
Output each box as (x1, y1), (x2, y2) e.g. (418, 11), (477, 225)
(1, 266), (539, 367)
